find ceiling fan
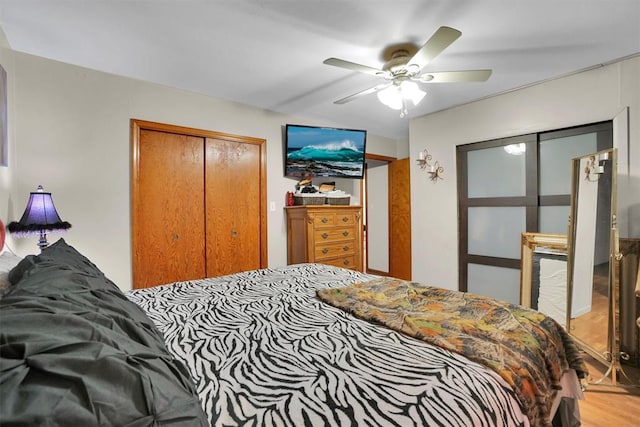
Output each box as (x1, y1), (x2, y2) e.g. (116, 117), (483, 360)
(323, 26), (492, 117)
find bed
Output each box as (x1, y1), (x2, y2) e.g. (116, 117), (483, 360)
(1, 238), (587, 427)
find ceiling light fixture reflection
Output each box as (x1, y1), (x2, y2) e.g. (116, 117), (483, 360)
(503, 143), (526, 155)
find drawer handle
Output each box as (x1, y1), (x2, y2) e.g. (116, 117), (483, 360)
(321, 217), (329, 223)
(322, 248), (329, 254)
(342, 231), (349, 237)
(342, 217), (349, 222)
(343, 246), (349, 251)
(343, 259), (350, 266)
(321, 233), (329, 239)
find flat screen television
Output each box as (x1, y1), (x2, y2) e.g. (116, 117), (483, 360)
(284, 124), (367, 179)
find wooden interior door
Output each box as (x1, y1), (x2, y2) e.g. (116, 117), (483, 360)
(205, 137), (263, 276)
(132, 129), (206, 288)
(389, 158), (412, 280)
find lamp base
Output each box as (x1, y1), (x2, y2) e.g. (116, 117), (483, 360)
(37, 231), (49, 252)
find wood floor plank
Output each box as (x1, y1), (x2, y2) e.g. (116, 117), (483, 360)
(577, 355), (640, 426)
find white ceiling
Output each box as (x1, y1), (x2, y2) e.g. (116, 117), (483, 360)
(0, 0), (639, 140)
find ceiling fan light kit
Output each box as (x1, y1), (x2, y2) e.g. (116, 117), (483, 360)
(377, 80), (426, 118)
(324, 26), (492, 117)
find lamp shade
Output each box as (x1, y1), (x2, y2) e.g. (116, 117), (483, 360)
(7, 185), (71, 237)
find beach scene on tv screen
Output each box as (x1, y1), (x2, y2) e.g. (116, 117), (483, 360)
(286, 126), (366, 178)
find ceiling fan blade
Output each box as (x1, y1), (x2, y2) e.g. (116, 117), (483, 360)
(408, 26), (462, 71)
(417, 69), (492, 83)
(334, 83), (391, 104)
(323, 57), (386, 77)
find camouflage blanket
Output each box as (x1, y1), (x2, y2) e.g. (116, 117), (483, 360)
(317, 277), (588, 427)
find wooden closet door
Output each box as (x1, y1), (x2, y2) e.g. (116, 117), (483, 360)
(205, 138), (262, 276)
(132, 129), (206, 288)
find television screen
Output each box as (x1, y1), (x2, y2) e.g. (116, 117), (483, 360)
(285, 124), (367, 179)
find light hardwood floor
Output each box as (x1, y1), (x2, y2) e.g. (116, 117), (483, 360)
(565, 267), (639, 426)
(578, 355), (640, 427)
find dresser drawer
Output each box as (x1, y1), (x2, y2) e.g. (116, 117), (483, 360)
(312, 212), (358, 228)
(314, 227), (356, 243)
(312, 213), (336, 227)
(322, 255), (356, 269)
(315, 241), (356, 259)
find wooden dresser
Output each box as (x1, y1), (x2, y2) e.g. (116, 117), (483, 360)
(285, 205), (363, 271)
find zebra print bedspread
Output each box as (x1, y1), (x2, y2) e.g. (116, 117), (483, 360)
(127, 264), (529, 427)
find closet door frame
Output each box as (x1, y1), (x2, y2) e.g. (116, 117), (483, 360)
(131, 119), (267, 288)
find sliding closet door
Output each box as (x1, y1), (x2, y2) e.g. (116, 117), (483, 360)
(457, 121), (612, 303)
(205, 137), (263, 276)
(133, 129), (206, 288)
(132, 119), (267, 289)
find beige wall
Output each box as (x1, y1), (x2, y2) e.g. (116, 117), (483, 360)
(0, 48), (399, 290)
(410, 55), (640, 290)
(0, 33), (16, 225)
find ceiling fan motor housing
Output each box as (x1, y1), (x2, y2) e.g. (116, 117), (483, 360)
(382, 49), (417, 77)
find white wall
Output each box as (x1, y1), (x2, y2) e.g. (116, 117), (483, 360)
(0, 31), (16, 228)
(0, 48), (399, 290)
(366, 164), (389, 272)
(410, 55), (640, 290)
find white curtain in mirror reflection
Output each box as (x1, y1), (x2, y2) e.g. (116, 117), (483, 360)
(538, 257), (568, 326)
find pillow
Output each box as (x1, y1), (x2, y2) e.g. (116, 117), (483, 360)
(0, 251), (21, 274)
(6, 253), (35, 286)
(0, 238), (208, 425)
(0, 251), (22, 297)
(7, 238), (118, 292)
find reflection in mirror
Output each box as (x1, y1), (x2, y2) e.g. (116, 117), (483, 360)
(520, 233), (568, 325)
(567, 149), (621, 384)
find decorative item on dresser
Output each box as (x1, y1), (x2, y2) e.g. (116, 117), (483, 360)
(285, 205), (363, 271)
